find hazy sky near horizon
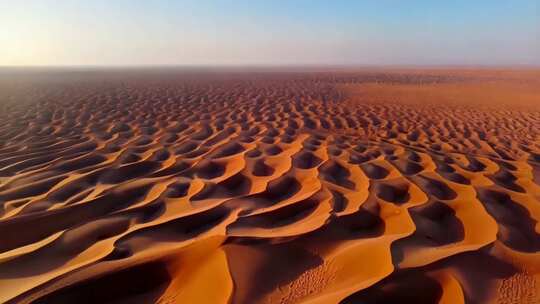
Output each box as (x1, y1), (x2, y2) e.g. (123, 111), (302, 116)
(1, 0), (539, 66)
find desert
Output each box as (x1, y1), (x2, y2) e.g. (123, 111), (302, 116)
(0, 68), (539, 303)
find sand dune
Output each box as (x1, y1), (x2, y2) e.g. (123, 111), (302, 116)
(0, 68), (539, 303)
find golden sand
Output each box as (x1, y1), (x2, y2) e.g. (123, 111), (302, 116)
(0, 68), (539, 303)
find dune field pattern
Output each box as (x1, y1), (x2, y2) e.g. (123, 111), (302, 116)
(0, 68), (540, 304)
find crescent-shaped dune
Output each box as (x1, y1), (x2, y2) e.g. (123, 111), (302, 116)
(0, 68), (539, 303)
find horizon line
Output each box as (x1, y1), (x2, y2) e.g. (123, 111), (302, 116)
(1, 63), (540, 71)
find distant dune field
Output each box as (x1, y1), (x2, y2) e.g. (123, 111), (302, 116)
(0, 68), (539, 304)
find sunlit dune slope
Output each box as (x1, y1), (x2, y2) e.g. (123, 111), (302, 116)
(0, 68), (539, 304)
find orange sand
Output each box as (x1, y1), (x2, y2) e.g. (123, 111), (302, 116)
(0, 68), (539, 303)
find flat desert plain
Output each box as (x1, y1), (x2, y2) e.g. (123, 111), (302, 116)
(0, 68), (539, 304)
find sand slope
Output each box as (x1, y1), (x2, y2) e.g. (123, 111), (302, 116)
(0, 68), (539, 303)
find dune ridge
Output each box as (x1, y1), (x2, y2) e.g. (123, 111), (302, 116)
(0, 69), (539, 303)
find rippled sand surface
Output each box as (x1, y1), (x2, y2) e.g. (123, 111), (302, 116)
(1, 68), (540, 304)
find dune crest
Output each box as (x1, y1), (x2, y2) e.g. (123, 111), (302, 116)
(0, 69), (539, 303)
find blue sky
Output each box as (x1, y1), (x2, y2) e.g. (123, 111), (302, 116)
(0, 0), (538, 66)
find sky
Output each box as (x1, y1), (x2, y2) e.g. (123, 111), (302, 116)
(0, 0), (539, 66)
